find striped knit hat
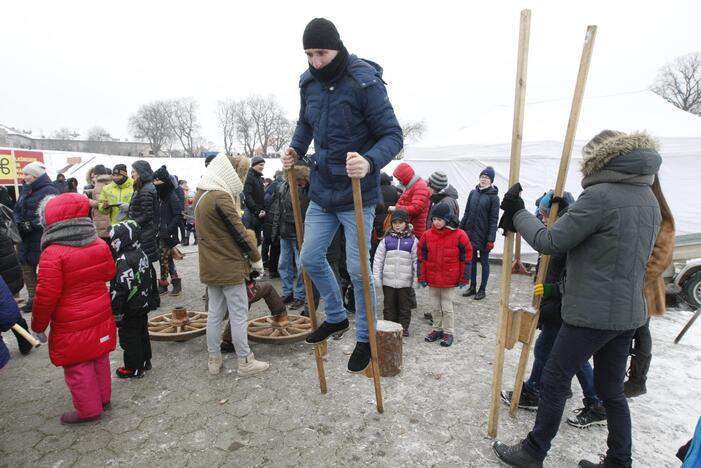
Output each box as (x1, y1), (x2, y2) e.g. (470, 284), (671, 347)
(427, 171), (448, 191)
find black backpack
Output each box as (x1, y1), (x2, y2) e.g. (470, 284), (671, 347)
(0, 205), (22, 244)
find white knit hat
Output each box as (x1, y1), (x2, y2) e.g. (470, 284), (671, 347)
(23, 161), (47, 178)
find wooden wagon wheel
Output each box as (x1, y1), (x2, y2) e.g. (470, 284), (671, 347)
(148, 307), (208, 342)
(247, 313), (312, 344)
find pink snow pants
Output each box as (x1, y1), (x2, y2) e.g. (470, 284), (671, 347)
(62, 353), (111, 418)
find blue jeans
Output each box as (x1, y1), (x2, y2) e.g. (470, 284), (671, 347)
(470, 249), (490, 290)
(524, 322), (600, 405)
(279, 238), (305, 300)
(523, 324), (636, 467)
(300, 201), (376, 343)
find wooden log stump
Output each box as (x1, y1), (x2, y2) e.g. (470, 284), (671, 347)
(376, 320), (403, 377)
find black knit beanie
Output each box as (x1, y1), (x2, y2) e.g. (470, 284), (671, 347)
(303, 18), (342, 50)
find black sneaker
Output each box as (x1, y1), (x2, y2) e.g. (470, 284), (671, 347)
(143, 360), (152, 370)
(220, 341), (236, 353)
(567, 402), (607, 428)
(347, 342), (371, 373)
(500, 385), (540, 411)
(115, 367), (145, 379)
(289, 298), (305, 310)
(305, 319), (350, 344)
(492, 440), (543, 468)
(282, 294), (294, 304)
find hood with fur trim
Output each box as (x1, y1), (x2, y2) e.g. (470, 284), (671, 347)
(283, 164), (310, 183)
(581, 132), (660, 177)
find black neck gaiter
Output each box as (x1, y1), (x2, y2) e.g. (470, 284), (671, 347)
(309, 45), (349, 83)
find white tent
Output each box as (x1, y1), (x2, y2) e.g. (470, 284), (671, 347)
(404, 91), (701, 259)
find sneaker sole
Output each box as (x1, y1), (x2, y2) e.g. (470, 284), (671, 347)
(347, 361), (371, 374)
(566, 419), (608, 429)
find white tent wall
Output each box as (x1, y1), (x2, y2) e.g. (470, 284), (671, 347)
(403, 137), (701, 261)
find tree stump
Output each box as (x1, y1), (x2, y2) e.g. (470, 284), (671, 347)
(376, 320), (403, 377)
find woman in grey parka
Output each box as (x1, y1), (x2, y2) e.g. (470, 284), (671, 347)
(493, 130), (662, 468)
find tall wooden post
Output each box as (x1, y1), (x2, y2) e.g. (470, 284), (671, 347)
(508, 25), (597, 417)
(488, 9), (531, 438)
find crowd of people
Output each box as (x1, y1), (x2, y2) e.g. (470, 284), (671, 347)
(0, 15), (693, 468)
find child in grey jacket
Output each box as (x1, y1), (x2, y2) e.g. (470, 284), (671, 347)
(372, 209), (417, 336)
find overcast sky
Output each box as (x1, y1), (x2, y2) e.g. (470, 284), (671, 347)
(2, 0), (700, 148)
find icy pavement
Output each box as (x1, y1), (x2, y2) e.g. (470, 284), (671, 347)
(1, 248), (699, 467)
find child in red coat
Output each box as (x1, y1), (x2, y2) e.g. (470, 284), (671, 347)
(418, 203), (473, 347)
(31, 193), (117, 425)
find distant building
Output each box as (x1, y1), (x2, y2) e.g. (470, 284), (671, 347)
(0, 124), (152, 157)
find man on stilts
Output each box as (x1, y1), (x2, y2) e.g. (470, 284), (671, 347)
(282, 17), (403, 373)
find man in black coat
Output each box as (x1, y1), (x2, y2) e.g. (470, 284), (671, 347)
(243, 155), (266, 243)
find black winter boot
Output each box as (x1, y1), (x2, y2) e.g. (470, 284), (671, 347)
(462, 285), (476, 297)
(21, 298), (33, 315)
(169, 278), (182, 296)
(624, 351), (651, 398)
(158, 279), (169, 296)
(474, 288), (486, 300)
(492, 440), (543, 468)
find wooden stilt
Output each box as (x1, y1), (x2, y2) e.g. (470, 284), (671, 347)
(488, 9), (531, 439)
(674, 307), (701, 344)
(351, 178), (384, 414)
(287, 168), (328, 394)
(508, 25), (597, 418)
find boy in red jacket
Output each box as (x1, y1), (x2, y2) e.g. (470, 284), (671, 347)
(418, 203), (472, 347)
(31, 193), (116, 425)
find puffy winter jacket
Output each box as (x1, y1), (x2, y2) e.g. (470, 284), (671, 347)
(0, 228), (24, 295)
(460, 185), (499, 251)
(98, 177), (134, 224)
(393, 163), (430, 239)
(109, 220), (155, 318)
(31, 194), (116, 367)
(273, 166), (310, 241)
(373, 229), (417, 289)
(290, 54), (403, 212)
(514, 132), (662, 331)
(14, 173), (60, 265)
(0, 276), (21, 369)
(128, 161), (159, 263)
(427, 184), (460, 231)
(89, 174), (113, 239)
(418, 226), (473, 288)
(244, 168), (266, 228)
(157, 182), (182, 248)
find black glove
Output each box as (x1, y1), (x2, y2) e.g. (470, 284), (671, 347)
(18, 221), (32, 235)
(550, 196), (569, 212)
(498, 183), (525, 234)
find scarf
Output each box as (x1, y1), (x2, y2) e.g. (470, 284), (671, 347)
(309, 45), (349, 83)
(41, 217), (98, 251)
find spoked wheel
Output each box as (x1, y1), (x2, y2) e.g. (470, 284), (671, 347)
(148, 307), (208, 342)
(247, 313), (312, 344)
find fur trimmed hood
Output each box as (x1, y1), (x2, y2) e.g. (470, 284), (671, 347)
(283, 164), (310, 183)
(581, 131), (660, 177)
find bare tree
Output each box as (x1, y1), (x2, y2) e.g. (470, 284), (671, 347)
(167, 98), (200, 157)
(234, 99), (256, 157)
(393, 120), (426, 159)
(86, 126), (112, 141)
(52, 127), (80, 140)
(217, 99), (238, 155)
(129, 101), (173, 156)
(269, 114), (294, 153)
(651, 52), (701, 115)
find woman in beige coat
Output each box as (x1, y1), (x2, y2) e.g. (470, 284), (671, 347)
(195, 154), (268, 376)
(624, 174), (675, 397)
